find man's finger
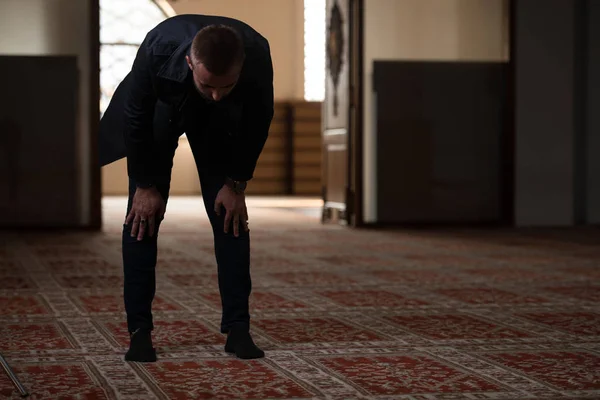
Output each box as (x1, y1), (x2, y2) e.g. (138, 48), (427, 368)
(233, 213), (240, 237)
(148, 216), (156, 237)
(125, 210), (135, 225)
(214, 198), (222, 216)
(137, 218), (147, 241)
(243, 204), (249, 232)
(131, 215), (140, 237)
(224, 209), (232, 233)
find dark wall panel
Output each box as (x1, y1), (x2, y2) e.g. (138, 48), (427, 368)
(373, 60), (507, 224)
(0, 55), (79, 227)
(587, 0), (600, 223)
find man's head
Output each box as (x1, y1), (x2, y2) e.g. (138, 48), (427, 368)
(186, 24), (245, 102)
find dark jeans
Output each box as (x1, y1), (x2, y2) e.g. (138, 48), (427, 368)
(121, 141), (251, 335)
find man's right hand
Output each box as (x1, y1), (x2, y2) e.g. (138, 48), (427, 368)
(125, 187), (166, 241)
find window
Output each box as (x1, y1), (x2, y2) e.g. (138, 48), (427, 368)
(100, 1), (326, 106)
(99, 0), (170, 115)
(304, 0), (326, 102)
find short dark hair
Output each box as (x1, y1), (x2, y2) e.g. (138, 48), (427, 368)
(191, 24), (245, 75)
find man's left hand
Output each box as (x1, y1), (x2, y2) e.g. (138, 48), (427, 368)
(214, 184), (249, 237)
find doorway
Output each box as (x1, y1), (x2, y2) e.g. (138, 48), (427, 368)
(96, 0), (332, 229)
(321, 0), (363, 227)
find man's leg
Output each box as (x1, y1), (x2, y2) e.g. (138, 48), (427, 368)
(198, 169), (264, 359)
(198, 170), (251, 332)
(121, 134), (178, 362)
(121, 179), (170, 362)
(122, 179), (171, 330)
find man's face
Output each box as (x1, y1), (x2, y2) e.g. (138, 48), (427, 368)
(186, 55), (241, 102)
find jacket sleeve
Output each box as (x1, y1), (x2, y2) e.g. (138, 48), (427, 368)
(123, 38), (159, 185)
(226, 50), (274, 182)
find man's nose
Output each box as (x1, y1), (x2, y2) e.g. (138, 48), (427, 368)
(212, 90), (222, 101)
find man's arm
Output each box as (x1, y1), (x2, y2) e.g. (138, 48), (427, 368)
(226, 50), (275, 183)
(124, 37), (159, 186)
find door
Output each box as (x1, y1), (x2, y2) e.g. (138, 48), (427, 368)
(322, 0), (362, 226)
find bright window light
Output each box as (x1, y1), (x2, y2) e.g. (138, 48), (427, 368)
(99, 0), (167, 115)
(304, 0), (326, 102)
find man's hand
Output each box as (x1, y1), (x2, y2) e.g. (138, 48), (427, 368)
(125, 187), (166, 241)
(214, 184), (249, 237)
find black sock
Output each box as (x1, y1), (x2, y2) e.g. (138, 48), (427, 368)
(225, 328), (264, 359)
(125, 328), (157, 362)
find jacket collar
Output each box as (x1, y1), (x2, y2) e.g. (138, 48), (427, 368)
(156, 39), (193, 83)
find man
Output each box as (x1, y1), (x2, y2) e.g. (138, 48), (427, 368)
(99, 14), (274, 362)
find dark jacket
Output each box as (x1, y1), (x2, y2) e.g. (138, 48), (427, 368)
(99, 14), (274, 184)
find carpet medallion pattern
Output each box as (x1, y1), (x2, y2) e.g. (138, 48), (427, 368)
(0, 199), (599, 399)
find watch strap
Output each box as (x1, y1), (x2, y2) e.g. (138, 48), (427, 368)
(135, 182), (154, 189)
(225, 177), (247, 193)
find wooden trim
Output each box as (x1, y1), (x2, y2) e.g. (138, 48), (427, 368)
(573, 0), (588, 224)
(343, 0), (365, 227)
(290, 101), (322, 195)
(285, 103), (294, 194)
(354, 221), (508, 230)
(89, 0), (101, 230)
(346, 0), (355, 226)
(501, 0), (516, 227)
(353, 0), (365, 227)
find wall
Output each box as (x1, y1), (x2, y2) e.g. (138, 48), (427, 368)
(103, 0), (306, 195)
(362, 0), (508, 222)
(0, 0), (93, 226)
(167, 0), (305, 101)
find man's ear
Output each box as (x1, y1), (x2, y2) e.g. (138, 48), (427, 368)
(185, 55), (193, 70)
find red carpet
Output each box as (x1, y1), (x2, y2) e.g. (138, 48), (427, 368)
(1, 197), (599, 399)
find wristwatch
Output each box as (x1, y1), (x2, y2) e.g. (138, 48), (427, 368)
(226, 178), (247, 194)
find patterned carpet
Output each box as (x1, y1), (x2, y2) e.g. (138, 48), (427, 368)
(1, 196), (599, 399)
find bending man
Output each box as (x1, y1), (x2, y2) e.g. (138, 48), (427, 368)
(99, 14), (274, 362)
